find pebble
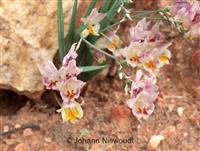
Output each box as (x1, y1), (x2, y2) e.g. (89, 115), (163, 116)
(44, 137), (52, 143)
(148, 135), (165, 149)
(3, 125), (9, 132)
(15, 124), (21, 128)
(161, 125), (176, 137)
(167, 104), (175, 112)
(183, 132), (188, 137)
(177, 107), (184, 117)
(23, 128), (33, 137)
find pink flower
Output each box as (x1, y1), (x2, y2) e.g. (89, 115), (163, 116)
(149, 42), (172, 67)
(57, 101), (83, 123)
(81, 8), (107, 25)
(170, 0), (190, 16)
(38, 61), (60, 90)
(140, 42), (171, 76)
(38, 43), (83, 91)
(60, 77), (85, 102)
(127, 91), (155, 119)
(81, 8), (107, 37)
(59, 60), (82, 81)
(171, 1), (200, 38)
(142, 56), (160, 76)
(95, 32), (120, 52)
(62, 43), (78, 67)
(129, 18), (164, 43)
(119, 42), (146, 68)
(130, 70), (159, 98)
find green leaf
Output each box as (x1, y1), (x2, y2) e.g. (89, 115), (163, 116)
(99, 0), (114, 13)
(76, 41), (93, 66)
(57, 0), (65, 61)
(84, 0), (97, 17)
(65, 0), (78, 52)
(125, 79), (132, 84)
(80, 65), (108, 72)
(100, 0), (121, 30)
(80, 128), (90, 136)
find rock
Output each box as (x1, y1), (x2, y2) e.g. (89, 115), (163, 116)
(15, 143), (30, 151)
(160, 125), (176, 137)
(177, 107), (184, 117)
(44, 137), (52, 143)
(0, 0), (74, 100)
(148, 135), (165, 149)
(183, 132), (188, 137)
(23, 128), (33, 137)
(15, 124), (21, 128)
(3, 125), (9, 132)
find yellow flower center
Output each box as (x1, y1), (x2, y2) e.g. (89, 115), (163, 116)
(130, 55), (140, 63)
(65, 107), (80, 122)
(63, 87), (76, 99)
(137, 107), (148, 115)
(87, 25), (95, 35)
(159, 55), (169, 63)
(108, 39), (118, 51)
(144, 60), (156, 70)
(67, 90), (75, 99)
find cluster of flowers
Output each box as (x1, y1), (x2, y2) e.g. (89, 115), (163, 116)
(83, 9), (172, 119)
(38, 44), (85, 123)
(95, 18), (172, 119)
(119, 18), (172, 119)
(38, 9), (107, 123)
(170, 0), (200, 38)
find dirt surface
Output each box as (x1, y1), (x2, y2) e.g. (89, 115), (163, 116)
(1, 0), (200, 151)
(1, 41), (200, 151)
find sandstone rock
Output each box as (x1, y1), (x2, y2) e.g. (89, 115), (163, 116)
(148, 135), (165, 149)
(160, 125), (176, 137)
(177, 107), (184, 117)
(0, 0), (74, 99)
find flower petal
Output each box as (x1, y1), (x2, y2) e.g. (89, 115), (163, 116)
(63, 43), (78, 67)
(37, 61), (60, 90)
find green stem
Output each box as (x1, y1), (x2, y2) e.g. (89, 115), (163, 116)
(100, 32), (112, 42)
(101, 8), (167, 32)
(82, 38), (117, 60)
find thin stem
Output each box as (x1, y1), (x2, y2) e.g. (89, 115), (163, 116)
(53, 92), (62, 107)
(76, 38), (83, 50)
(82, 38), (117, 60)
(101, 8), (167, 32)
(100, 32), (112, 42)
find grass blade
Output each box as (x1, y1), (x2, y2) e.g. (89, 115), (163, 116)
(100, 0), (121, 30)
(84, 0), (97, 17)
(65, 0), (78, 52)
(57, 0), (65, 61)
(80, 65), (108, 72)
(99, 0), (115, 13)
